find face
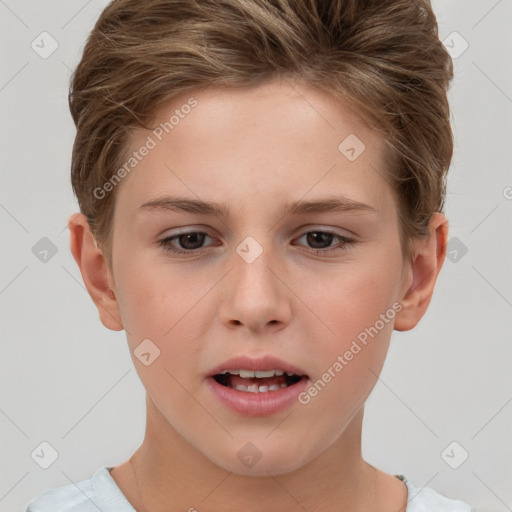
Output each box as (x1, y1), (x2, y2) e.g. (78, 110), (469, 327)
(105, 79), (411, 476)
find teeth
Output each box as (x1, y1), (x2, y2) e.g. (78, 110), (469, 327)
(234, 383), (287, 393)
(254, 370), (274, 378)
(221, 369), (289, 378)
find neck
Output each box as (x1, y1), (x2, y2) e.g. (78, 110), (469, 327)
(123, 396), (386, 512)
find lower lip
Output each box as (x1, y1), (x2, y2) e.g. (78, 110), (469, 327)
(206, 376), (309, 417)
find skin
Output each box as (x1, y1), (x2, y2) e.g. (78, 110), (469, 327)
(69, 78), (448, 512)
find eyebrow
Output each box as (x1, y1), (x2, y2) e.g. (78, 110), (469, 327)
(138, 195), (376, 219)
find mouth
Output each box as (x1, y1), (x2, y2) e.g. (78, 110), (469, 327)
(212, 369), (306, 393)
(206, 355), (310, 416)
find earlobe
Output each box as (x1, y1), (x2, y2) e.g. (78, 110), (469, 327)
(68, 213), (124, 331)
(394, 213), (449, 332)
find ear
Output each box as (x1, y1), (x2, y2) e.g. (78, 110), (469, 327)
(68, 213), (124, 331)
(394, 212), (449, 332)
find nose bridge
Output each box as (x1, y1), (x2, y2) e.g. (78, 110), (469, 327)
(233, 234), (280, 299)
(219, 233), (291, 330)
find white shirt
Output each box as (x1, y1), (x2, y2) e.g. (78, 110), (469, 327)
(24, 466), (477, 511)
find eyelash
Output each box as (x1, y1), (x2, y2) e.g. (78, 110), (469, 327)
(158, 230), (355, 257)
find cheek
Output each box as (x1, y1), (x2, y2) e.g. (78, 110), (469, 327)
(114, 262), (212, 414)
(299, 256), (401, 398)
(114, 258), (217, 376)
(304, 254), (401, 339)
(117, 255), (202, 332)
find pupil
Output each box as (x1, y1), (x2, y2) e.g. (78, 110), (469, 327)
(307, 232), (333, 249)
(179, 233), (205, 250)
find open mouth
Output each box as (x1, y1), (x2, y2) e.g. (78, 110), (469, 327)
(212, 369), (306, 393)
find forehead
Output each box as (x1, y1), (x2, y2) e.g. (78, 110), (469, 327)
(115, 80), (395, 221)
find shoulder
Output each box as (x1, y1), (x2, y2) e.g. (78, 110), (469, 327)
(23, 466), (133, 512)
(396, 475), (477, 512)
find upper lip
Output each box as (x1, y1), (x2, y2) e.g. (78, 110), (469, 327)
(207, 355), (307, 377)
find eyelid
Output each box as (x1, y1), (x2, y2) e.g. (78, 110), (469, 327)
(293, 224), (356, 238)
(158, 225), (218, 244)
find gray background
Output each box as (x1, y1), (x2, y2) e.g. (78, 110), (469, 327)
(1, 1), (511, 511)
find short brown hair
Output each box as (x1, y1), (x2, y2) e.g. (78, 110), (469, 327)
(69, 0), (454, 266)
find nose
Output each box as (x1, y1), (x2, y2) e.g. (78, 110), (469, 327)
(219, 240), (292, 333)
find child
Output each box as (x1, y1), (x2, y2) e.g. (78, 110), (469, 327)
(25, 0), (476, 510)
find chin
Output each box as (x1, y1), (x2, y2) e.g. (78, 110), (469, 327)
(205, 441), (314, 477)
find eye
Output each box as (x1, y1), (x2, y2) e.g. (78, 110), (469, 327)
(293, 230), (355, 255)
(159, 231), (216, 255)
(159, 229), (355, 257)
